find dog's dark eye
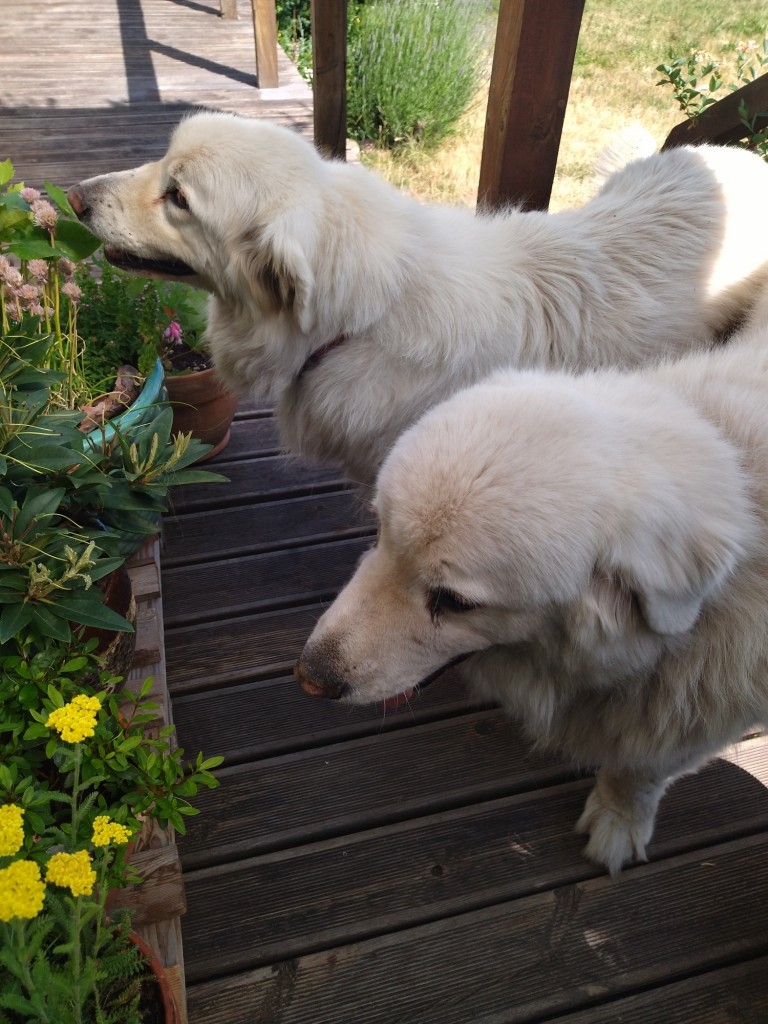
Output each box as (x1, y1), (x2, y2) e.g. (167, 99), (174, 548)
(427, 587), (478, 622)
(166, 186), (189, 211)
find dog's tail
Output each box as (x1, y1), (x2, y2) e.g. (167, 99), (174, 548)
(591, 124), (658, 189)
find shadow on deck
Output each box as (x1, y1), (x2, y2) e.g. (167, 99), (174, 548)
(3, 3), (768, 1019)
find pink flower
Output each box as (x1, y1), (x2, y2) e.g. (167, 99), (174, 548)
(20, 187), (40, 203)
(27, 259), (48, 280)
(4, 267), (23, 289)
(18, 284), (40, 303)
(61, 281), (82, 302)
(58, 257), (75, 278)
(31, 199), (57, 230)
(163, 320), (183, 343)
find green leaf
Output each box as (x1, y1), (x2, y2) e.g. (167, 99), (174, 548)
(0, 486), (14, 518)
(42, 180), (76, 218)
(0, 158), (14, 186)
(25, 811), (47, 833)
(6, 445), (86, 473)
(0, 602), (34, 644)
(168, 469), (230, 486)
(53, 217), (101, 261)
(199, 756), (225, 770)
(45, 593), (135, 632)
(30, 604), (72, 642)
(15, 487), (66, 539)
(21, 723), (49, 741)
(5, 238), (58, 260)
(84, 557), (126, 584)
(61, 656), (89, 673)
(47, 686), (64, 707)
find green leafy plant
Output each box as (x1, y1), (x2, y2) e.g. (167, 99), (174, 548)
(1, 162), (225, 1022)
(0, 335), (226, 647)
(657, 36), (768, 158)
(76, 259), (210, 383)
(275, 0), (313, 83)
(0, 641), (223, 1022)
(346, 0), (487, 149)
(0, 160), (101, 411)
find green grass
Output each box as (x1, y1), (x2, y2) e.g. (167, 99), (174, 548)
(575, 0), (767, 71)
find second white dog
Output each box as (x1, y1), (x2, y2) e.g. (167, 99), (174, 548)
(68, 112), (768, 484)
(296, 314), (768, 875)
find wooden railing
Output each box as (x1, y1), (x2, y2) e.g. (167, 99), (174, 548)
(219, 0), (278, 89)
(309, 0), (586, 210)
(663, 73), (768, 149)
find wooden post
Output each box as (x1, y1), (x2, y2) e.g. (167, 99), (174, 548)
(251, 0), (278, 88)
(663, 73), (768, 149)
(478, 0), (584, 212)
(311, 0), (347, 159)
(218, 0), (238, 19)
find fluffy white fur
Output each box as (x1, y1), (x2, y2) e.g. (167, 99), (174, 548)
(296, 315), (768, 875)
(68, 111), (768, 485)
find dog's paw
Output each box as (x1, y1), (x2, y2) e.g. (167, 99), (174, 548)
(575, 784), (653, 877)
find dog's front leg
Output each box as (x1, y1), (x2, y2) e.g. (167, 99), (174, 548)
(575, 766), (678, 877)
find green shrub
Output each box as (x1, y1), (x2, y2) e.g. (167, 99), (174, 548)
(347, 0), (487, 149)
(656, 35), (768, 158)
(276, 0), (313, 83)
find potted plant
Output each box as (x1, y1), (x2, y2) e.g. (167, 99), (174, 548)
(154, 291), (239, 463)
(77, 264), (238, 462)
(0, 637), (222, 1023)
(0, 334), (224, 653)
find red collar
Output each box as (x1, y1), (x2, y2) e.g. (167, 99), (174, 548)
(296, 334), (348, 382)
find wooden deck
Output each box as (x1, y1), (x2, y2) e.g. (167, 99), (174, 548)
(163, 407), (768, 1024)
(0, 0), (312, 188)
(3, 2), (768, 1020)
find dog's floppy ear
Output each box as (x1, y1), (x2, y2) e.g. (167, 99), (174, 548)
(599, 509), (748, 636)
(238, 219), (316, 333)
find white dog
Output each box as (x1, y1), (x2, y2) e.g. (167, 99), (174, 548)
(68, 112), (768, 485)
(295, 314), (768, 875)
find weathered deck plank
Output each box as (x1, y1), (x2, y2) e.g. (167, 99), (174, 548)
(170, 667), (482, 765)
(185, 835), (768, 1024)
(180, 739), (768, 982)
(162, 536), (371, 625)
(178, 710), (578, 868)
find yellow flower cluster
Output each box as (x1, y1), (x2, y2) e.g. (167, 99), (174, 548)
(45, 693), (101, 743)
(92, 815), (133, 847)
(45, 850), (96, 897)
(0, 804), (24, 857)
(0, 860), (45, 921)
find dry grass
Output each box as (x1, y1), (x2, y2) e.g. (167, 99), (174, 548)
(358, 0), (768, 212)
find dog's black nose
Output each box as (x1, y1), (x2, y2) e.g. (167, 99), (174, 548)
(294, 655), (346, 700)
(67, 186), (89, 220)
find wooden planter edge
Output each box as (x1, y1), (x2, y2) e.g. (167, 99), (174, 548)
(113, 536), (188, 1024)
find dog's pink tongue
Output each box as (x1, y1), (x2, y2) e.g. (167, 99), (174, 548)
(382, 688), (414, 711)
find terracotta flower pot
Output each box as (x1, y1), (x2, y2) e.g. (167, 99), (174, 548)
(130, 931), (182, 1024)
(164, 366), (239, 462)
